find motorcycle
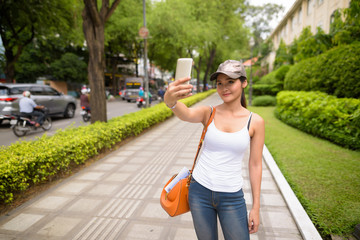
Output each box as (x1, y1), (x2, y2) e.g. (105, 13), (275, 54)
(9, 108), (52, 137)
(136, 96), (145, 108)
(80, 106), (91, 122)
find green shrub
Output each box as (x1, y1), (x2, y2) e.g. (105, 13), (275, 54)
(284, 42), (360, 98)
(256, 65), (291, 96)
(0, 90), (216, 204)
(275, 65), (291, 82)
(252, 95), (276, 106)
(259, 69), (277, 84)
(275, 91), (360, 150)
(253, 84), (278, 96)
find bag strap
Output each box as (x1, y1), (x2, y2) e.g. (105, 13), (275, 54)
(189, 106), (216, 174)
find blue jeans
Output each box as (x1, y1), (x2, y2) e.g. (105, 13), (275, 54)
(188, 177), (250, 240)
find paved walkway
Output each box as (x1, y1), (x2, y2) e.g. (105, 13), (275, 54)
(0, 94), (320, 239)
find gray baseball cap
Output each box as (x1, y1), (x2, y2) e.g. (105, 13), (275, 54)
(210, 60), (247, 81)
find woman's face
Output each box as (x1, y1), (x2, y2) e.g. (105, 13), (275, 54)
(216, 73), (246, 102)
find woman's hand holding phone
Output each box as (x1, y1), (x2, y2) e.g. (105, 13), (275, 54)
(164, 77), (193, 109)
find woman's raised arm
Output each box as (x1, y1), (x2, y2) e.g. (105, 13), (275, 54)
(164, 77), (210, 125)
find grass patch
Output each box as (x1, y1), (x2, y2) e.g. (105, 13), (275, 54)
(249, 106), (360, 239)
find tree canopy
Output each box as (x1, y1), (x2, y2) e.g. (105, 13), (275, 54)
(147, 0), (250, 90)
(0, 0), (82, 82)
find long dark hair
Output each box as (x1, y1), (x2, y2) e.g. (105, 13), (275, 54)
(240, 76), (247, 108)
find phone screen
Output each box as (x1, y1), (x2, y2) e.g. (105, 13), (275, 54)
(175, 58), (193, 83)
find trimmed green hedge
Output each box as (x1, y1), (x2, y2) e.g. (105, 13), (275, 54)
(275, 91), (360, 150)
(252, 95), (276, 106)
(253, 84), (277, 96)
(0, 90), (216, 204)
(284, 42), (360, 98)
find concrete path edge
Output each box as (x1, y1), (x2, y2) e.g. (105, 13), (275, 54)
(262, 144), (323, 240)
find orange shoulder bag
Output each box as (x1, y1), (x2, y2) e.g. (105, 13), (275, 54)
(160, 106), (216, 217)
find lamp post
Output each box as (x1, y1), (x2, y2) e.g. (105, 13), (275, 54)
(249, 38), (255, 106)
(141, 0), (149, 108)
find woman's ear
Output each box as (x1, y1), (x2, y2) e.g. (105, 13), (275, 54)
(242, 79), (248, 88)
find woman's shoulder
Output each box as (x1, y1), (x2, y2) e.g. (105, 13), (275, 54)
(198, 105), (216, 125)
(249, 112), (264, 129)
(250, 112), (264, 122)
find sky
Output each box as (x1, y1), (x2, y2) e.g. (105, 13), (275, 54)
(249, 0), (296, 30)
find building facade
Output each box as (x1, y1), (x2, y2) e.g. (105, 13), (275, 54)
(266, 0), (350, 71)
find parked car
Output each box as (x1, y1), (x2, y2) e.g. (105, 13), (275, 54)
(0, 83), (77, 124)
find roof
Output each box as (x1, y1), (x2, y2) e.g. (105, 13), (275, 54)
(243, 57), (258, 67)
(269, 0), (303, 39)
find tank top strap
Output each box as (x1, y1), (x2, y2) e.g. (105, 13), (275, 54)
(247, 112), (253, 131)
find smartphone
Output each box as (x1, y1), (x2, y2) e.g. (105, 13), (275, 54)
(175, 58), (193, 84)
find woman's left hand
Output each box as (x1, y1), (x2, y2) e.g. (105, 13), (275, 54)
(248, 208), (260, 234)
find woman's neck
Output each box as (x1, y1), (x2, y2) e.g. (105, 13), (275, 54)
(221, 99), (245, 114)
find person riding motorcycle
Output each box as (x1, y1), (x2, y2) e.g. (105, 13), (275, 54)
(80, 88), (90, 110)
(19, 91), (45, 128)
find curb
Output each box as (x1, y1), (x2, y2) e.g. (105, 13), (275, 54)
(262, 145), (323, 240)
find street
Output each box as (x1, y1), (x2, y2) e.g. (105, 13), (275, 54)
(0, 98), (154, 147)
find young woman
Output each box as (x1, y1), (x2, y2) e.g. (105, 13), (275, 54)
(164, 60), (264, 240)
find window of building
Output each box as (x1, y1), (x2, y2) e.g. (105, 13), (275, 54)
(298, 7), (302, 24)
(291, 16), (295, 30)
(330, 10), (337, 25)
(318, 0), (324, 6)
(307, 0), (313, 15)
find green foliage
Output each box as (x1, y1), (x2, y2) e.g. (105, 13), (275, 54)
(275, 91), (360, 150)
(50, 53), (87, 83)
(284, 42), (360, 98)
(0, 0), (83, 80)
(330, 0), (360, 45)
(275, 65), (291, 82)
(249, 106), (360, 238)
(258, 39), (273, 60)
(105, 0), (143, 61)
(274, 39), (289, 68)
(253, 84), (277, 96)
(252, 95), (276, 106)
(15, 44), (49, 83)
(259, 69), (277, 84)
(294, 27), (332, 63)
(280, 2), (360, 66)
(148, 0), (249, 76)
(255, 65), (291, 96)
(0, 90), (215, 204)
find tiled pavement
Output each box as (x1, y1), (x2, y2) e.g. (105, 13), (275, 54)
(0, 94), (320, 240)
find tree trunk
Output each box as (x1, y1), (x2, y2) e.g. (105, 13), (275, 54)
(82, 6), (107, 123)
(3, 41), (26, 83)
(4, 62), (15, 83)
(203, 47), (216, 91)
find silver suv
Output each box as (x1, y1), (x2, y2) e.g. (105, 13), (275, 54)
(0, 83), (77, 123)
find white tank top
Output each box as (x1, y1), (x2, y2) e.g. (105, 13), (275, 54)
(192, 112), (252, 192)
